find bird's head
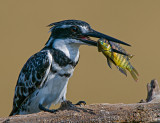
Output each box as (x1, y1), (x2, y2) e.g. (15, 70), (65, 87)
(45, 20), (130, 47)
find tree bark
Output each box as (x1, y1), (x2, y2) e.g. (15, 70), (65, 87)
(1, 79), (160, 123)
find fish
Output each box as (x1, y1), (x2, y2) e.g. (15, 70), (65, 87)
(97, 38), (139, 81)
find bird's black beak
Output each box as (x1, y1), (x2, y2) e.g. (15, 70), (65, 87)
(79, 29), (131, 47)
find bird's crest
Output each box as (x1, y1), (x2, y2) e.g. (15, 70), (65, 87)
(47, 20), (90, 32)
(47, 22), (56, 32)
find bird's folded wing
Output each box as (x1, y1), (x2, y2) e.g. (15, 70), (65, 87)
(10, 50), (52, 116)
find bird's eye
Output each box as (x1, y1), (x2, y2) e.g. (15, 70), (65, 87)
(70, 26), (79, 32)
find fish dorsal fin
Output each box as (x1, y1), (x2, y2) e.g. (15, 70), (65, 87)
(112, 49), (128, 56)
(117, 66), (127, 76)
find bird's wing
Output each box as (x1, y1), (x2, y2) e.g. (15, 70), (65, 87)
(10, 50), (52, 116)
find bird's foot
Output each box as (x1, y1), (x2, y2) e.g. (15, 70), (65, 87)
(39, 104), (57, 113)
(60, 100), (86, 109)
(60, 100), (74, 108)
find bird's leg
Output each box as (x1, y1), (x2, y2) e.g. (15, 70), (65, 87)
(39, 104), (57, 113)
(60, 100), (86, 109)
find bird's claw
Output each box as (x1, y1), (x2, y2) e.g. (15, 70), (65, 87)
(75, 101), (86, 106)
(60, 100), (86, 109)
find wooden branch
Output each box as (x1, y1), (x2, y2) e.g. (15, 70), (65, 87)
(146, 79), (160, 102)
(1, 79), (160, 123)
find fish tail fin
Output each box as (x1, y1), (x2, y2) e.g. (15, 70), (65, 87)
(132, 67), (139, 76)
(130, 67), (139, 82)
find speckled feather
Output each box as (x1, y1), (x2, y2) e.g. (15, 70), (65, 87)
(9, 50), (52, 116)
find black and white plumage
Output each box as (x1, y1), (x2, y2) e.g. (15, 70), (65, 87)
(10, 20), (130, 116)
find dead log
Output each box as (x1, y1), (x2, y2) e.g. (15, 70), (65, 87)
(146, 79), (160, 103)
(1, 79), (160, 123)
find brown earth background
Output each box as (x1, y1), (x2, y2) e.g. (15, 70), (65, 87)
(0, 0), (160, 117)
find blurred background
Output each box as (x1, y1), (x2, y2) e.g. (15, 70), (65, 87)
(0, 0), (160, 117)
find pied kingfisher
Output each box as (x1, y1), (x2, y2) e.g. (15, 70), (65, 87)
(9, 20), (130, 116)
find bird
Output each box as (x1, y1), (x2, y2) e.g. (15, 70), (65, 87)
(9, 20), (130, 116)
